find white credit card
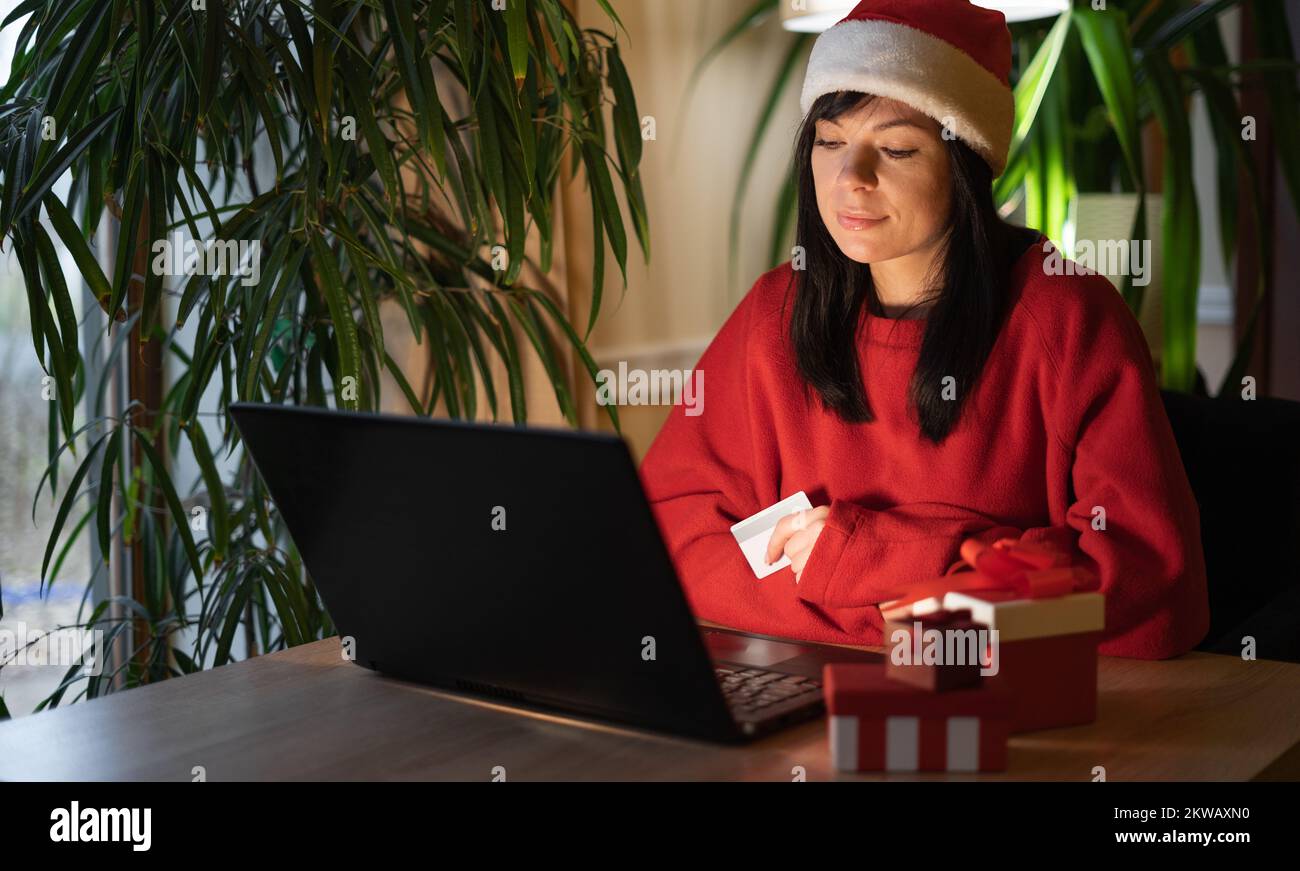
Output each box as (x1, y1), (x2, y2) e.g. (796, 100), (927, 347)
(730, 491), (814, 579)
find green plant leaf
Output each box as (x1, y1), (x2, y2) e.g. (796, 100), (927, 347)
(383, 349), (423, 414)
(1038, 73), (1075, 250)
(676, 0), (777, 158)
(42, 432), (108, 585)
(214, 573), (254, 667)
(1253, 0), (1300, 223)
(18, 232), (75, 439)
(505, 0), (529, 86)
(529, 289), (620, 432)
(582, 141), (627, 285)
(506, 294), (574, 424)
(484, 292), (527, 423)
(33, 223), (79, 391)
(132, 426), (205, 584)
(1184, 26), (1242, 271)
(340, 51), (399, 215)
(1145, 55), (1200, 392)
(199, 0), (225, 119)
(1075, 7), (1143, 190)
(308, 230), (362, 411)
(259, 564), (305, 647)
(8, 106), (121, 233)
(95, 425), (121, 564)
(727, 33), (808, 293)
(1005, 8), (1072, 172)
(44, 193), (113, 314)
(187, 421), (229, 563)
(1140, 0), (1240, 54)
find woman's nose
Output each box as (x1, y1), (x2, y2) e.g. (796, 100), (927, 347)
(838, 148), (879, 190)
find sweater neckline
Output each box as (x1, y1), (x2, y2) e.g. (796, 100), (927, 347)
(863, 309), (927, 348)
(861, 233), (1047, 349)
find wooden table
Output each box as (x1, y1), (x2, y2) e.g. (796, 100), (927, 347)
(2, 636), (1298, 781)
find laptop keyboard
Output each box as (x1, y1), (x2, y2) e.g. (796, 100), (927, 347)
(715, 666), (821, 716)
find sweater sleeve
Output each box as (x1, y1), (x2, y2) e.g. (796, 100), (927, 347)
(637, 283), (795, 633)
(795, 275), (1210, 660)
(1023, 276), (1210, 659)
(792, 501), (1022, 610)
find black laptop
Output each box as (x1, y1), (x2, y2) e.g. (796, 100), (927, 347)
(229, 403), (881, 742)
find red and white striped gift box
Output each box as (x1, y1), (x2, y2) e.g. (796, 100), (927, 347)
(924, 590), (1104, 733)
(825, 664), (1011, 772)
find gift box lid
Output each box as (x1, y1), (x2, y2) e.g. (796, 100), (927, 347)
(823, 664), (1011, 718)
(884, 607), (983, 637)
(936, 590), (1105, 642)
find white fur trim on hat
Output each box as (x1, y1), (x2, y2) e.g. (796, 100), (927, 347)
(800, 19), (1014, 175)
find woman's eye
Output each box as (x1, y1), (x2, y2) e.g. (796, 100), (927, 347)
(883, 147), (918, 160)
(813, 138), (842, 149)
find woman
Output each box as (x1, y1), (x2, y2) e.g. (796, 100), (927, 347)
(638, 0), (1209, 659)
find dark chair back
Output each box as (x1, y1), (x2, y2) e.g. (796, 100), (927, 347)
(1160, 390), (1300, 663)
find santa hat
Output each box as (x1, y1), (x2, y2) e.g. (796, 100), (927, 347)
(799, 0), (1014, 176)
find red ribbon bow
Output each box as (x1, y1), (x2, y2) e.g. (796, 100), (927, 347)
(881, 537), (1099, 615)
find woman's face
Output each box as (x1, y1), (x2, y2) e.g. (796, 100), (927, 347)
(810, 97), (952, 265)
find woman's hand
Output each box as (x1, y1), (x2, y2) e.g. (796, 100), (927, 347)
(764, 506), (831, 582)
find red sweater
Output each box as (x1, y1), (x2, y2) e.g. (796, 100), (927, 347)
(639, 238), (1210, 659)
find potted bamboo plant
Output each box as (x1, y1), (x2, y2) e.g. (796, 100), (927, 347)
(0, 0), (647, 709)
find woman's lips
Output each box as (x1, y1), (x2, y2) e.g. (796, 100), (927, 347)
(837, 211), (887, 231)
